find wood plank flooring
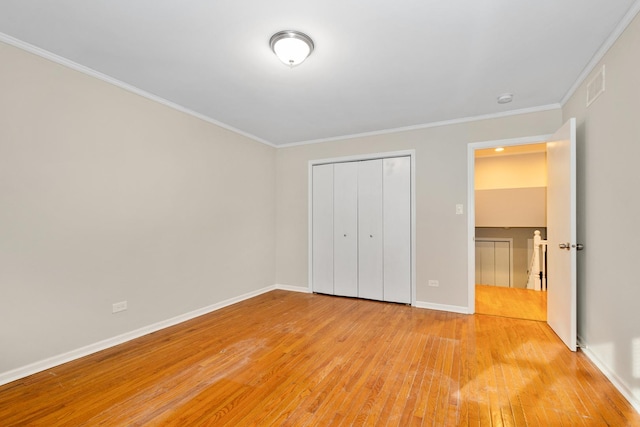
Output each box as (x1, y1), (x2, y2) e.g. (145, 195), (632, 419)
(475, 285), (547, 321)
(1, 290), (638, 426)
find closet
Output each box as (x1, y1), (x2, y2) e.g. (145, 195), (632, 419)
(475, 238), (512, 287)
(311, 156), (411, 304)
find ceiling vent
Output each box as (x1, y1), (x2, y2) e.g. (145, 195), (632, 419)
(586, 65), (605, 107)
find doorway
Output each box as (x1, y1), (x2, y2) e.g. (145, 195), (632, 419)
(467, 136), (550, 321)
(467, 120), (578, 350)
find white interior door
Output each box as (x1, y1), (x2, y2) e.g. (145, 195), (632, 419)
(334, 162), (358, 297)
(546, 118), (577, 351)
(383, 157), (411, 303)
(358, 159), (384, 300)
(312, 164), (334, 294)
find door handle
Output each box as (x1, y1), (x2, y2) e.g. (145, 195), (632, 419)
(559, 243), (584, 250)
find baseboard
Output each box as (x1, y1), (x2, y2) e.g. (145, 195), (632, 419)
(414, 301), (470, 314)
(580, 343), (640, 414)
(275, 284), (311, 293)
(0, 285), (278, 387)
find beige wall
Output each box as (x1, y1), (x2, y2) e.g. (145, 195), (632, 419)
(475, 151), (547, 227)
(0, 41), (276, 373)
(275, 110), (562, 307)
(475, 187), (546, 227)
(475, 151), (547, 190)
(563, 11), (640, 405)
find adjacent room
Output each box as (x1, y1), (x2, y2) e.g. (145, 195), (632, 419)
(1, 1), (639, 425)
(474, 143), (548, 321)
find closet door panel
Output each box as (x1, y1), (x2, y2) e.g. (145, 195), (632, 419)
(476, 241), (495, 285)
(312, 164), (334, 294)
(475, 244), (483, 284)
(333, 162), (358, 297)
(383, 157), (411, 303)
(358, 159), (384, 300)
(494, 241), (510, 287)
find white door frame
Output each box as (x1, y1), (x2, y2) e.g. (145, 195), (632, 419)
(467, 135), (551, 313)
(308, 150), (417, 305)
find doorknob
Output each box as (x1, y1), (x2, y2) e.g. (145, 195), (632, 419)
(559, 243), (570, 250)
(573, 243), (584, 250)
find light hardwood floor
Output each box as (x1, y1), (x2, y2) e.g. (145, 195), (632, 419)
(1, 290), (638, 426)
(475, 284), (547, 321)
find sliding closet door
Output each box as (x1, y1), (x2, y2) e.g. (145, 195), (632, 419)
(383, 157), (411, 303)
(312, 164), (334, 294)
(494, 241), (511, 287)
(475, 241), (492, 285)
(358, 159), (384, 300)
(333, 162), (358, 297)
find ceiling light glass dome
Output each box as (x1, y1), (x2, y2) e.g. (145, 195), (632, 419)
(270, 30), (314, 67)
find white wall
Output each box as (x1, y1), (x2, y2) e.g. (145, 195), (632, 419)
(275, 110), (562, 309)
(0, 41), (276, 375)
(562, 11), (640, 407)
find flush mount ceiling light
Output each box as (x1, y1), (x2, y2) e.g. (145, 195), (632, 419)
(497, 93), (514, 104)
(270, 30), (314, 67)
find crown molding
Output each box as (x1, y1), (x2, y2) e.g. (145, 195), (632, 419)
(278, 104), (561, 148)
(560, 0), (640, 106)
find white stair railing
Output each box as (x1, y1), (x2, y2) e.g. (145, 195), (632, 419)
(526, 230), (548, 291)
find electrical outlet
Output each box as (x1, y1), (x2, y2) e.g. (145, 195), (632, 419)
(428, 280), (439, 287)
(455, 204), (464, 215)
(112, 301), (127, 313)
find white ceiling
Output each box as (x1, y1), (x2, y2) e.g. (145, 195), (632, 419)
(0, 1), (638, 146)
